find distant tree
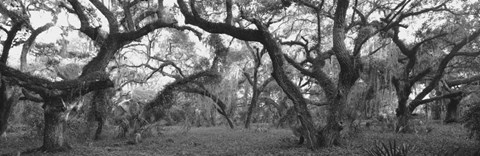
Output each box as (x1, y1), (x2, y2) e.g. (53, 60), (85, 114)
(242, 43), (273, 129)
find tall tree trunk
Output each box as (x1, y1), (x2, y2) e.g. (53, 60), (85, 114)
(245, 87), (259, 129)
(210, 106), (216, 126)
(243, 42), (266, 129)
(431, 88), (443, 120)
(432, 101), (442, 120)
(228, 101), (236, 124)
(0, 80), (19, 136)
(0, 80), (9, 135)
(83, 44), (120, 141)
(91, 89), (109, 140)
(396, 95), (410, 132)
(392, 76), (412, 133)
(263, 34), (318, 149)
(0, 22), (22, 137)
(444, 96), (461, 124)
(317, 0), (361, 147)
(320, 84), (354, 146)
(41, 99), (71, 152)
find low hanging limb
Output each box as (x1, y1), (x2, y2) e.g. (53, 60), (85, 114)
(143, 70), (235, 128)
(181, 86), (234, 129)
(0, 63), (114, 101)
(408, 91), (463, 112)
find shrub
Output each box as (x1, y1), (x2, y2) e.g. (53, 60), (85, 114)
(364, 140), (416, 156)
(22, 102), (44, 138)
(461, 102), (480, 141)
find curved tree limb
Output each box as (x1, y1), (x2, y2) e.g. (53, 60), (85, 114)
(0, 63), (113, 100)
(177, 0), (264, 43)
(408, 29), (480, 112)
(19, 89), (43, 102)
(0, 2), (30, 27)
(447, 74), (480, 87)
(67, 0), (100, 40)
(0, 22), (23, 63)
(283, 54), (315, 78)
(410, 91), (463, 107)
(20, 23), (54, 71)
(225, 0), (233, 25)
(181, 86), (234, 129)
(89, 0), (119, 33)
(409, 68), (431, 84)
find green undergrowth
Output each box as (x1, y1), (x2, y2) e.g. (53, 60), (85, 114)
(1, 123), (478, 156)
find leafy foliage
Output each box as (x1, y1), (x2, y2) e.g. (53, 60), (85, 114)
(364, 140), (416, 156)
(21, 102), (44, 138)
(461, 102), (480, 141)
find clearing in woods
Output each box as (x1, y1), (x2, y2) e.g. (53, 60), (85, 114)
(0, 123), (478, 156)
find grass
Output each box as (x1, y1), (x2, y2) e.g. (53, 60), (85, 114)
(0, 122), (478, 156)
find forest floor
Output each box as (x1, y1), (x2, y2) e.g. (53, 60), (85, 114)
(1, 122), (479, 156)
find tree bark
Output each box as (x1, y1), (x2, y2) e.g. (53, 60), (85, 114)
(244, 81), (259, 129)
(243, 43), (268, 129)
(318, 0), (361, 146)
(320, 84), (353, 146)
(431, 89), (443, 120)
(432, 101), (442, 120)
(263, 36), (317, 149)
(210, 106), (216, 126)
(0, 80), (9, 135)
(444, 96), (461, 124)
(91, 89), (110, 140)
(41, 99), (71, 152)
(0, 80), (19, 136)
(21, 23), (54, 71)
(392, 77), (412, 133)
(0, 22), (23, 136)
(396, 96), (411, 132)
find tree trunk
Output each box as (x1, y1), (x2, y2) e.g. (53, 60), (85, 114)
(444, 96), (461, 124)
(0, 80), (19, 136)
(431, 88), (443, 120)
(392, 76), (412, 133)
(228, 101), (236, 122)
(317, 0), (361, 147)
(0, 80), (9, 135)
(91, 90), (109, 140)
(245, 90), (259, 129)
(396, 95), (411, 133)
(41, 99), (71, 152)
(0, 23), (23, 137)
(263, 35), (318, 149)
(210, 106), (216, 126)
(432, 101), (442, 120)
(320, 84), (353, 146)
(397, 112), (410, 132)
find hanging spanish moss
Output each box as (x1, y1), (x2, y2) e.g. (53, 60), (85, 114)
(142, 85), (176, 123)
(143, 71), (219, 123)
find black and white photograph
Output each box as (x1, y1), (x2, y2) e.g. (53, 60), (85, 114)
(1, 0), (480, 155)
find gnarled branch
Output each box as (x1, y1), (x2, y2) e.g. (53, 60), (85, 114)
(0, 63), (113, 100)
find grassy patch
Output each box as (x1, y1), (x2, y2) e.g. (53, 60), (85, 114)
(1, 123), (478, 155)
